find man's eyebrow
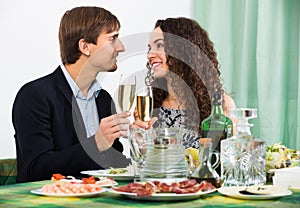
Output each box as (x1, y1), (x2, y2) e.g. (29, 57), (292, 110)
(111, 34), (119, 38)
(107, 32), (119, 38)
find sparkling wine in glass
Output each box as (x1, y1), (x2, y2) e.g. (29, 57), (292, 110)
(118, 74), (136, 112)
(136, 86), (153, 122)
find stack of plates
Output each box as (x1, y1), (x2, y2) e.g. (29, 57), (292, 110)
(270, 167), (300, 191)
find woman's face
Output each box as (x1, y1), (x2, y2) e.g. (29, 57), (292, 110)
(147, 27), (169, 78)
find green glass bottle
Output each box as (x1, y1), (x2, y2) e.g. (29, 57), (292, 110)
(201, 90), (233, 176)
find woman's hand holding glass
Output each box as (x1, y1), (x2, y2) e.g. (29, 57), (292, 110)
(131, 86), (157, 130)
(131, 111), (157, 130)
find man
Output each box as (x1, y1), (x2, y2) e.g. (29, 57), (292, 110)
(12, 6), (130, 183)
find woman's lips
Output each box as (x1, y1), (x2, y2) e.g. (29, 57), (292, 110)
(151, 62), (161, 69)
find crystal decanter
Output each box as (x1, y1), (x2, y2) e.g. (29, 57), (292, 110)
(220, 108), (266, 187)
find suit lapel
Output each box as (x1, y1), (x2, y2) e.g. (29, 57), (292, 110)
(52, 66), (114, 122)
(53, 66), (73, 106)
(95, 90), (117, 121)
(53, 66), (87, 137)
(52, 66), (118, 137)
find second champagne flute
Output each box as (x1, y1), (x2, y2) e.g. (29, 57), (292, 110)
(136, 86), (153, 123)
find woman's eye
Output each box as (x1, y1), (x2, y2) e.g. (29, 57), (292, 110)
(147, 42), (164, 53)
(157, 43), (164, 48)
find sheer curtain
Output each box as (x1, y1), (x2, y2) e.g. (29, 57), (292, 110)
(193, 0), (300, 149)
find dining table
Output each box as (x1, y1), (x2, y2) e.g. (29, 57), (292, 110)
(1, 179), (300, 208)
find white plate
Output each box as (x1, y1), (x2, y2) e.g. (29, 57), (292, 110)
(218, 186), (292, 200)
(81, 169), (134, 181)
(289, 186), (300, 192)
(31, 188), (107, 198)
(96, 180), (118, 187)
(269, 167), (300, 173)
(108, 188), (216, 201)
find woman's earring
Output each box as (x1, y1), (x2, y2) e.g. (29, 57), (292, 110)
(86, 51), (90, 57)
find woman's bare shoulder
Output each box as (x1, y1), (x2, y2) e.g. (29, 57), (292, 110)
(223, 92), (236, 117)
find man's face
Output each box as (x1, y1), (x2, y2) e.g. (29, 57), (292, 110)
(88, 30), (125, 72)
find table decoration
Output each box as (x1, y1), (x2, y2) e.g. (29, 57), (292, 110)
(266, 143), (299, 182)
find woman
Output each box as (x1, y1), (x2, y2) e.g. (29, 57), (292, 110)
(134, 17), (236, 148)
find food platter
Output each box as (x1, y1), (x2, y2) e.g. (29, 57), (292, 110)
(31, 188), (107, 198)
(108, 188), (216, 201)
(81, 169), (134, 181)
(30, 173), (116, 197)
(107, 179), (216, 201)
(53, 177), (117, 187)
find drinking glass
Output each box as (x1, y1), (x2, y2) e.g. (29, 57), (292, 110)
(129, 128), (149, 182)
(136, 86), (153, 123)
(118, 74), (136, 112)
(118, 74), (136, 138)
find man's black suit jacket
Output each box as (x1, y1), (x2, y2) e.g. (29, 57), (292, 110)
(12, 66), (129, 183)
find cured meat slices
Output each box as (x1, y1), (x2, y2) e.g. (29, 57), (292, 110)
(112, 179), (215, 196)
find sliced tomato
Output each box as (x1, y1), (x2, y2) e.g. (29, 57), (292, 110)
(52, 173), (65, 180)
(82, 176), (97, 184)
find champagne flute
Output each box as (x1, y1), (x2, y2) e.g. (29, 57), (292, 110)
(118, 74), (136, 138)
(118, 74), (136, 112)
(136, 86), (153, 123)
(129, 86), (152, 181)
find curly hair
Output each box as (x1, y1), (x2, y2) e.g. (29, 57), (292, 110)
(148, 17), (224, 135)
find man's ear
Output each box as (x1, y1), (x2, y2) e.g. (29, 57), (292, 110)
(78, 39), (90, 57)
